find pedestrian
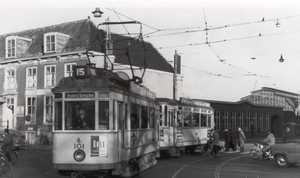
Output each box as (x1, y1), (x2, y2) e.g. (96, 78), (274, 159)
(237, 127), (246, 152)
(210, 128), (220, 154)
(229, 128), (236, 151)
(282, 125), (290, 143)
(2, 129), (13, 161)
(224, 128), (230, 151)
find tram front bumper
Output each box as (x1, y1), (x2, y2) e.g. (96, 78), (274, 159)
(54, 163), (116, 171)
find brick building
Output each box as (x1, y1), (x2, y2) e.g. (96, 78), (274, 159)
(0, 18), (181, 144)
(196, 99), (284, 138)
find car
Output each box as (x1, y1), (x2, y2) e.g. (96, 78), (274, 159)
(0, 129), (29, 150)
(270, 140), (300, 167)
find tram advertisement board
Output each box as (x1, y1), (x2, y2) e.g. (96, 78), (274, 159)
(91, 135), (107, 157)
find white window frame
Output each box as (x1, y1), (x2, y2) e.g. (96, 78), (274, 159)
(44, 65), (56, 88)
(6, 97), (15, 114)
(6, 69), (16, 89)
(252, 113), (257, 131)
(64, 63), (76, 77)
(26, 96), (36, 123)
(26, 67), (37, 89)
(44, 33), (56, 53)
(214, 111), (220, 131)
(265, 114), (270, 131)
(5, 37), (16, 58)
(44, 95), (53, 124)
(223, 111), (228, 129)
(238, 112), (243, 130)
(246, 112), (250, 131)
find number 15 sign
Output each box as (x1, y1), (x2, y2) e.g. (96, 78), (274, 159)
(74, 66), (87, 79)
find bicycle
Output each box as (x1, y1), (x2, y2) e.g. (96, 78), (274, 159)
(0, 149), (18, 178)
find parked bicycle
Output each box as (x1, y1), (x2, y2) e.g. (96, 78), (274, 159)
(200, 140), (224, 158)
(38, 135), (51, 145)
(0, 144), (18, 178)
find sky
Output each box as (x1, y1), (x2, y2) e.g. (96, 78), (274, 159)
(1, 0), (300, 101)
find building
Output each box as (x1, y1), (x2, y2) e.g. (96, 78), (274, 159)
(196, 99), (284, 138)
(242, 87), (300, 114)
(242, 87), (300, 137)
(0, 18), (182, 144)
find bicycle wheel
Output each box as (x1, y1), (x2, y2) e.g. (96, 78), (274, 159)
(8, 151), (18, 165)
(250, 148), (262, 160)
(0, 159), (13, 178)
(213, 147), (224, 158)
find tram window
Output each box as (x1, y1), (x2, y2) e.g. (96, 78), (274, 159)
(177, 111), (182, 127)
(99, 101), (109, 130)
(149, 108), (155, 128)
(141, 106), (148, 129)
(65, 101), (95, 130)
(131, 103), (140, 129)
(201, 114), (207, 127)
(183, 112), (192, 127)
(159, 106), (162, 126)
(192, 113), (200, 127)
(54, 102), (62, 130)
(207, 114), (212, 127)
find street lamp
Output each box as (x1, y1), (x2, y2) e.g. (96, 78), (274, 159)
(92, 7), (103, 18)
(279, 54), (284, 62)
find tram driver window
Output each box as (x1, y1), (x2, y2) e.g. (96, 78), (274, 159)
(65, 101), (95, 130)
(201, 114), (207, 127)
(99, 101), (109, 130)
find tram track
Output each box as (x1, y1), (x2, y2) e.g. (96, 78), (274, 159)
(170, 153), (249, 178)
(214, 154), (248, 178)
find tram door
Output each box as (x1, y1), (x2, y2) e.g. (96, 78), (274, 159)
(117, 101), (124, 161)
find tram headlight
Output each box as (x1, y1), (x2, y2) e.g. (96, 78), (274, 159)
(73, 150), (86, 162)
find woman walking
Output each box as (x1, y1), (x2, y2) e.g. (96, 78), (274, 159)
(237, 127), (246, 152)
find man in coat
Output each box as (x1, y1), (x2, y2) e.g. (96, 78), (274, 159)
(237, 127), (246, 152)
(73, 107), (92, 130)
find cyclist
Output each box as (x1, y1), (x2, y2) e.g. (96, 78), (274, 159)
(260, 130), (275, 158)
(2, 129), (13, 161)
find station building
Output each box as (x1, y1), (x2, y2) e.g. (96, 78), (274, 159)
(0, 18), (183, 144)
(198, 87), (300, 139)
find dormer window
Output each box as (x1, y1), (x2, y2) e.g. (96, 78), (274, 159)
(46, 35), (56, 52)
(44, 32), (70, 53)
(6, 38), (16, 58)
(5, 36), (31, 59)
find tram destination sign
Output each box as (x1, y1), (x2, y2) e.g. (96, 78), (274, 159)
(66, 92), (95, 99)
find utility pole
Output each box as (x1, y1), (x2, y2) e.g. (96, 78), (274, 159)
(173, 50), (178, 100)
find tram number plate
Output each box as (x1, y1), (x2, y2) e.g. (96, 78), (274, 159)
(91, 136), (107, 157)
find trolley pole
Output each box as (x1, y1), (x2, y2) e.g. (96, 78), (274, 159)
(173, 50), (178, 100)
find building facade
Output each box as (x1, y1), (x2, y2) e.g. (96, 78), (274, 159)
(198, 100), (284, 138)
(0, 18), (182, 144)
(242, 87), (300, 115)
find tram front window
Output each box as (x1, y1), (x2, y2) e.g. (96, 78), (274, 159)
(65, 101), (95, 130)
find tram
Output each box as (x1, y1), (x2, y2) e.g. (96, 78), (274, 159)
(52, 64), (159, 177)
(157, 98), (214, 156)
